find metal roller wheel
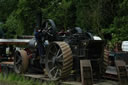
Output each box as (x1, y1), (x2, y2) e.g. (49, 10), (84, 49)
(14, 50), (29, 74)
(45, 42), (73, 80)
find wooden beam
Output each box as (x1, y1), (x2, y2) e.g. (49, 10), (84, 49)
(80, 60), (93, 85)
(115, 60), (128, 85)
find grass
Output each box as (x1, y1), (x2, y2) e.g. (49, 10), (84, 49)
(0, 73), (61, 85)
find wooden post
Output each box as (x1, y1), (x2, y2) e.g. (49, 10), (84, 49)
(115, 60), (128, 85)
(80, 60), (93, 85)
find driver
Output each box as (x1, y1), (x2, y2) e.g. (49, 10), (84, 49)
(34, 26), (46, 63)
(34, 19), (56, 63)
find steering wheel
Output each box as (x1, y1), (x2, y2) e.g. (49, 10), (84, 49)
(44, 19), (57, 36)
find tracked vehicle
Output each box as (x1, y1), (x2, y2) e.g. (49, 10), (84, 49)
(14, 19), (107, 80)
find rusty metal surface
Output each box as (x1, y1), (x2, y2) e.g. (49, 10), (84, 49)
(14, 50), (29, 74)
(0, 61), (14, 65)
(0, 61), (14, 73)
(115, 60), (126, 66)
(103, 49), (109, 73)
(45, 42), (73, 80)
(115, 60), (128, 85)
(19, 35), (34, 39)
(0, 39), (31, 45)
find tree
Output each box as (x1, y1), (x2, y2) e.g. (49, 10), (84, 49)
(3, 0), (49, 37)
(43, 0), (75, 31)
(3, 12), (24, 38)
(75, 0), (102, 36)
(0, 0), (18, 22)
(102, 0), (128, 48)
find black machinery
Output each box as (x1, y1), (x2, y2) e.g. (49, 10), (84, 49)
(13, 19), (106, 80)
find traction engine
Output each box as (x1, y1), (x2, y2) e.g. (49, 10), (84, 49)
(14, 19), (106, 80)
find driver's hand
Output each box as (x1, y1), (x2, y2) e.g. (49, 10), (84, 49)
(41, 30), (47, 35)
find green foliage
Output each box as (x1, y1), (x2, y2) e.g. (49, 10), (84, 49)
(0, 0), (128, 47)
(101, 0), (128, 49)
(0, 73), (59, 85)
(4, 12), (24, 38)
(0, 0), (18, 22)
(104, 0), (128, 42)
(56, 0), (72, 30)
(15, 0), (39, 35)
(43, 0), (75, 31)
(110, 16), (128, 43)
(75, 0), (103, 36)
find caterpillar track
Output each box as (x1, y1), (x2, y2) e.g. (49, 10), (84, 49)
(45, 42), (73, 80)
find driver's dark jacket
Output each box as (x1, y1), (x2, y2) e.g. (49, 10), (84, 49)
(34, 30), (45, 57)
